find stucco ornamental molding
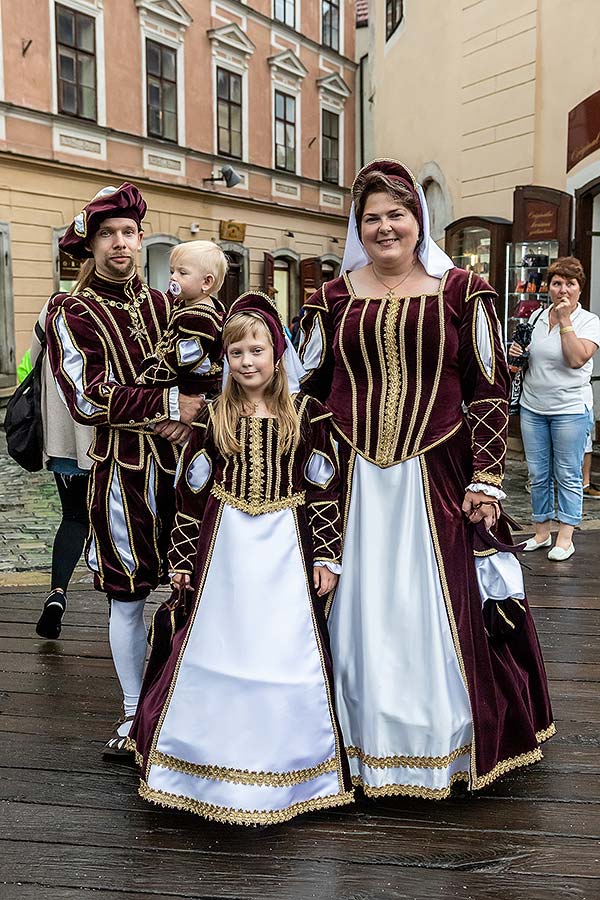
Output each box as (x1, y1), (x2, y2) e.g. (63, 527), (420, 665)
(268, 49), (308, 93)
(317, 72), (351, 111)
(136, 0), (192, 42)
(53, 124), (107, 162)
(208, 23), (256, 70)
(143, 146), (186, 177)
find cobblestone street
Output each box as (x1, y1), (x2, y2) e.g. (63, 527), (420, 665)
(1, 425), (599, 584)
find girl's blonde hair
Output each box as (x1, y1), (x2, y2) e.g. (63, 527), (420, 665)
(213, 312), (300, 457)
(170, 240), (228, 293)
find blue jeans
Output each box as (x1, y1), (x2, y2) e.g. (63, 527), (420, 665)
(520, 406), (589, 526)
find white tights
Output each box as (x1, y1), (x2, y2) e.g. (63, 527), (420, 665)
(108, 598), (147, 718)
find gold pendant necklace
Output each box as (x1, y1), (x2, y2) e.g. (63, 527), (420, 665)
(371, 261), (416, 300)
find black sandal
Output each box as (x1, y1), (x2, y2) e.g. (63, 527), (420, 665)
(102, 715), (136, 759)
(35, 590), (67, 639)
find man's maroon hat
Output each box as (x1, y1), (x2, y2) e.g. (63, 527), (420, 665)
(59, 183), (147, 259)
(226, 291), (287, 361)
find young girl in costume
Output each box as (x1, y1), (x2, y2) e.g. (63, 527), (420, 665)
(128, 291), (353, 825)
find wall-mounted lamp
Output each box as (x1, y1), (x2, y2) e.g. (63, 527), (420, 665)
(285, 230), (295, 238)
(203, 164), (242, 188)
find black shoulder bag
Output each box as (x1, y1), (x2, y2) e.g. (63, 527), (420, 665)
(4, 321), (46, 472)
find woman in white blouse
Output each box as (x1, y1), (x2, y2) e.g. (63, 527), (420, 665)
(510, 257), (600, 560)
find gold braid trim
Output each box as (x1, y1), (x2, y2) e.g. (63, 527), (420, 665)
(352, 770), (470, 800)
(472, 746), (543, 790)
(124, 737), (144, 768)
(536, 722), (556, 743)
(347, 743), (471, 771)
(210, 482), (305, 515)
(149, 750), (338, 786)
(138, 781), (354, 827)
(472, 470), (503, 487)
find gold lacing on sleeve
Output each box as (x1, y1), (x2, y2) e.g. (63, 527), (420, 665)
(308, 500), (342, 559)
(138, 781), (354, 827)
(169, 514), (201, 572)
(468, 398), (508, 479)
(149, 750), (338, 786)
(346, 743), (471, 771)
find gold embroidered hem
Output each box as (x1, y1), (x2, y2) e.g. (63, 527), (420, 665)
(472, 745), (543, 790)
(210, 482), (306, 515)
(346, 743), (471, 770)
(138, 781), (355, 827)
(148, 750), (339, 786)
(124, 736), (144, 768)
(352, 770), (470, 800)
(536, 722), (556, 743)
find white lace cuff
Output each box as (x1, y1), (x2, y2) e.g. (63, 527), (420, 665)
(467, 482), (506, 501)
(168, 386), (181, 421)
(314, 560), (342, 575)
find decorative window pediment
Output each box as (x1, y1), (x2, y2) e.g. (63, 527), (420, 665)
(268, 49), (307, 92)
(136, 0), (191, 42)
(208, 22), (256, 67)
(317, 72), (351, 108)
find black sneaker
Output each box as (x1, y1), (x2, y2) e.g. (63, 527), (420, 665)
(36, 590), (67, 639)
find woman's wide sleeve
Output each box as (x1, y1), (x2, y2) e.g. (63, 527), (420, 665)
(302, 399), (342, 569)
(168, 417), (215, 576)
(458, 273), (511, 491)
(298, 284), (335, 402)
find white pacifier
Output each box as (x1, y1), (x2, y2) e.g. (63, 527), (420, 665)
(169, 279), (182, 297)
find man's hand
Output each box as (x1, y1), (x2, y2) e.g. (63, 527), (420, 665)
(179, 393), (206, 425)
(154, 420), (192, 444)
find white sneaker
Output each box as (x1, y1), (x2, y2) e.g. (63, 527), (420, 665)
(522, 535), (552, 551)
(547, 544), (575, 561)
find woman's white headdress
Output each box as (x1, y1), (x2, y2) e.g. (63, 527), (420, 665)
(341, 159), (454, 279)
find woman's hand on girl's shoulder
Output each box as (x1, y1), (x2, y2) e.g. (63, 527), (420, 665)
(313, 565), (338, 597)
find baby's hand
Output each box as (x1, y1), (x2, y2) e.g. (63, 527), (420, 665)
(313, 565), (338, 597)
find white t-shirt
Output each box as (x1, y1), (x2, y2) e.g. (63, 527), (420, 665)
(520, 304), (600, 415)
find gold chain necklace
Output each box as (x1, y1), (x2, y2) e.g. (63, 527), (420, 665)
(82, 283), (151, 341)
(371, 261), (417, 299)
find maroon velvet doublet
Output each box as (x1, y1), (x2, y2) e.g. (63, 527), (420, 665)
(46, 272), (179, 599)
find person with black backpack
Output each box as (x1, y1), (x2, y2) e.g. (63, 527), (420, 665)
(29, 284), (94, 638)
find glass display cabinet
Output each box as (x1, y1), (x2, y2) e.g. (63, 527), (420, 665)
(445, 216), (512, 333)
(504, 239), (560, 337)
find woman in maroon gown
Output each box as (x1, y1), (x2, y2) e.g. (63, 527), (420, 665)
(299, 159), (553, 798)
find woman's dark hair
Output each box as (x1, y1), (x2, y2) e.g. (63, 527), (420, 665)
(547, 256), (586, 290)
(353, 171), (422, 247)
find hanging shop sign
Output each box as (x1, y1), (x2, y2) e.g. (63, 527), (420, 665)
(567, 89), (600, 172)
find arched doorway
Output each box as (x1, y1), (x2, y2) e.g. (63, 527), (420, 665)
(142, 234), (179, 291)
(218, 241), (249, 310)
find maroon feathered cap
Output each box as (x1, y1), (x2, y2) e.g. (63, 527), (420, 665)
(351, 158), (423, 233)
(226, 291), (287, 361)
(59, 183), (147, 259)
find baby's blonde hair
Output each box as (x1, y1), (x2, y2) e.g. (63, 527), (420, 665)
(213, 312), (300, 457)
(170, 240), (228, 293)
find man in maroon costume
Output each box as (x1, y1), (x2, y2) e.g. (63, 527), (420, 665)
(46, 184), (204, 755)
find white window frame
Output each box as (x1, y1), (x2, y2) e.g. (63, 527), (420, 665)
(272, 0), (299, 30)
(141, 27), (186, 146)
(49, 0), (106, 126)
(272, 87), (301, 177)
(212, 59), (249, 164)
(320, 0), (344, 55)
(320, 103), (343, 187)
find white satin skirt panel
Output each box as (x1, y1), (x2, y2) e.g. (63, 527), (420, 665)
(328, 453), (473, 794)
(147, 504), (347, 817)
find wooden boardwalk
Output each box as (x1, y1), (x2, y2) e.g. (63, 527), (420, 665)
(0, 535), (599, 900)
